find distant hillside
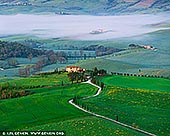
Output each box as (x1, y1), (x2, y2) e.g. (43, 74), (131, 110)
(0, 41), (44, 60)
(0, 0), (169, 14)
(0, 40), (67, 64)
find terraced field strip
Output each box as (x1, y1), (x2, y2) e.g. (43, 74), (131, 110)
(69, 80), (156, 136)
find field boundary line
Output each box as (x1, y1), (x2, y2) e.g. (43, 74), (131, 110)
(69, 79), (157, 136)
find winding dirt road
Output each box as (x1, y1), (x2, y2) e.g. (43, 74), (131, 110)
(69, 80), (156, 136)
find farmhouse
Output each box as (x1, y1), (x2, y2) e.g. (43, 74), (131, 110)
(66, 66), (85, 73)
(143, 45), (157, 50)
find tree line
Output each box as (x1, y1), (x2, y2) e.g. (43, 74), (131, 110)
(0, 40), (67, 62)
(67, 72), (87, 84)
(0, 82), (32, 100)
(82, 44), (124, 56)
(0, 40), (44, 60)
(18, 50), (67, 77)
(110, 72), (169, 79)
(0, 40), (68, 76)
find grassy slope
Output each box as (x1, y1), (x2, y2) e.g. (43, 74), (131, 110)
(0, 73), (147, 136)
(142, 69), (170, 78)
(77, 58), (140, 73)
(0, 73), (70, 88)
(0, 83), (97, 131)
(76, 30), (170, 76)
(82, 76), (170, 136)
(24, 116), (146, 136)
(107, 30), (170, 66)
(108, 50), (170, 67)
(101, 75), (170, 92)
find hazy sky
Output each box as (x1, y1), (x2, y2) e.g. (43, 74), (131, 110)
(0, 14), (169, 40)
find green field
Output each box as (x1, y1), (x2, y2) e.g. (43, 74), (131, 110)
(0, 73), (150, 136)
(76, 56), (170, 77)
(82, 75), (170, 136)
(24, 116), (146, 136)
(76, 30), (170, 77)
(101, 75), (170, 92)
(0, 82), (97, 131)
(77, 58), (140, 74)
(0, 73), (70, 89)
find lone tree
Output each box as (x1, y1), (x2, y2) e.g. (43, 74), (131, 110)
(93, 67), (98, 76)
(68, 73), (75, 84)
(28, 53), (33, 62)
(101, 82), (104, 90)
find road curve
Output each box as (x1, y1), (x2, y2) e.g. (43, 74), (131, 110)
(69, 80), (156, 136)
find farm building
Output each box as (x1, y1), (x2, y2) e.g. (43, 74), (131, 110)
(66, 66), (85, 73)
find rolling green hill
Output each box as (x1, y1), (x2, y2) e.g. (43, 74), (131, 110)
(101, 75), (170, 92)
(0, 73), (96, 131)
(0, 73), (148, 136)
(0, 72), (169, 135)
(76, 58), (140, 73)
(0, 84), (96, 131)
(82, 75), (170, 136)
(75, 29), (170, 77)
(24, 116), (146, 136)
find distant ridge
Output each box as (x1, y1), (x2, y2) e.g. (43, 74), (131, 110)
(0, 0), (169, 15)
